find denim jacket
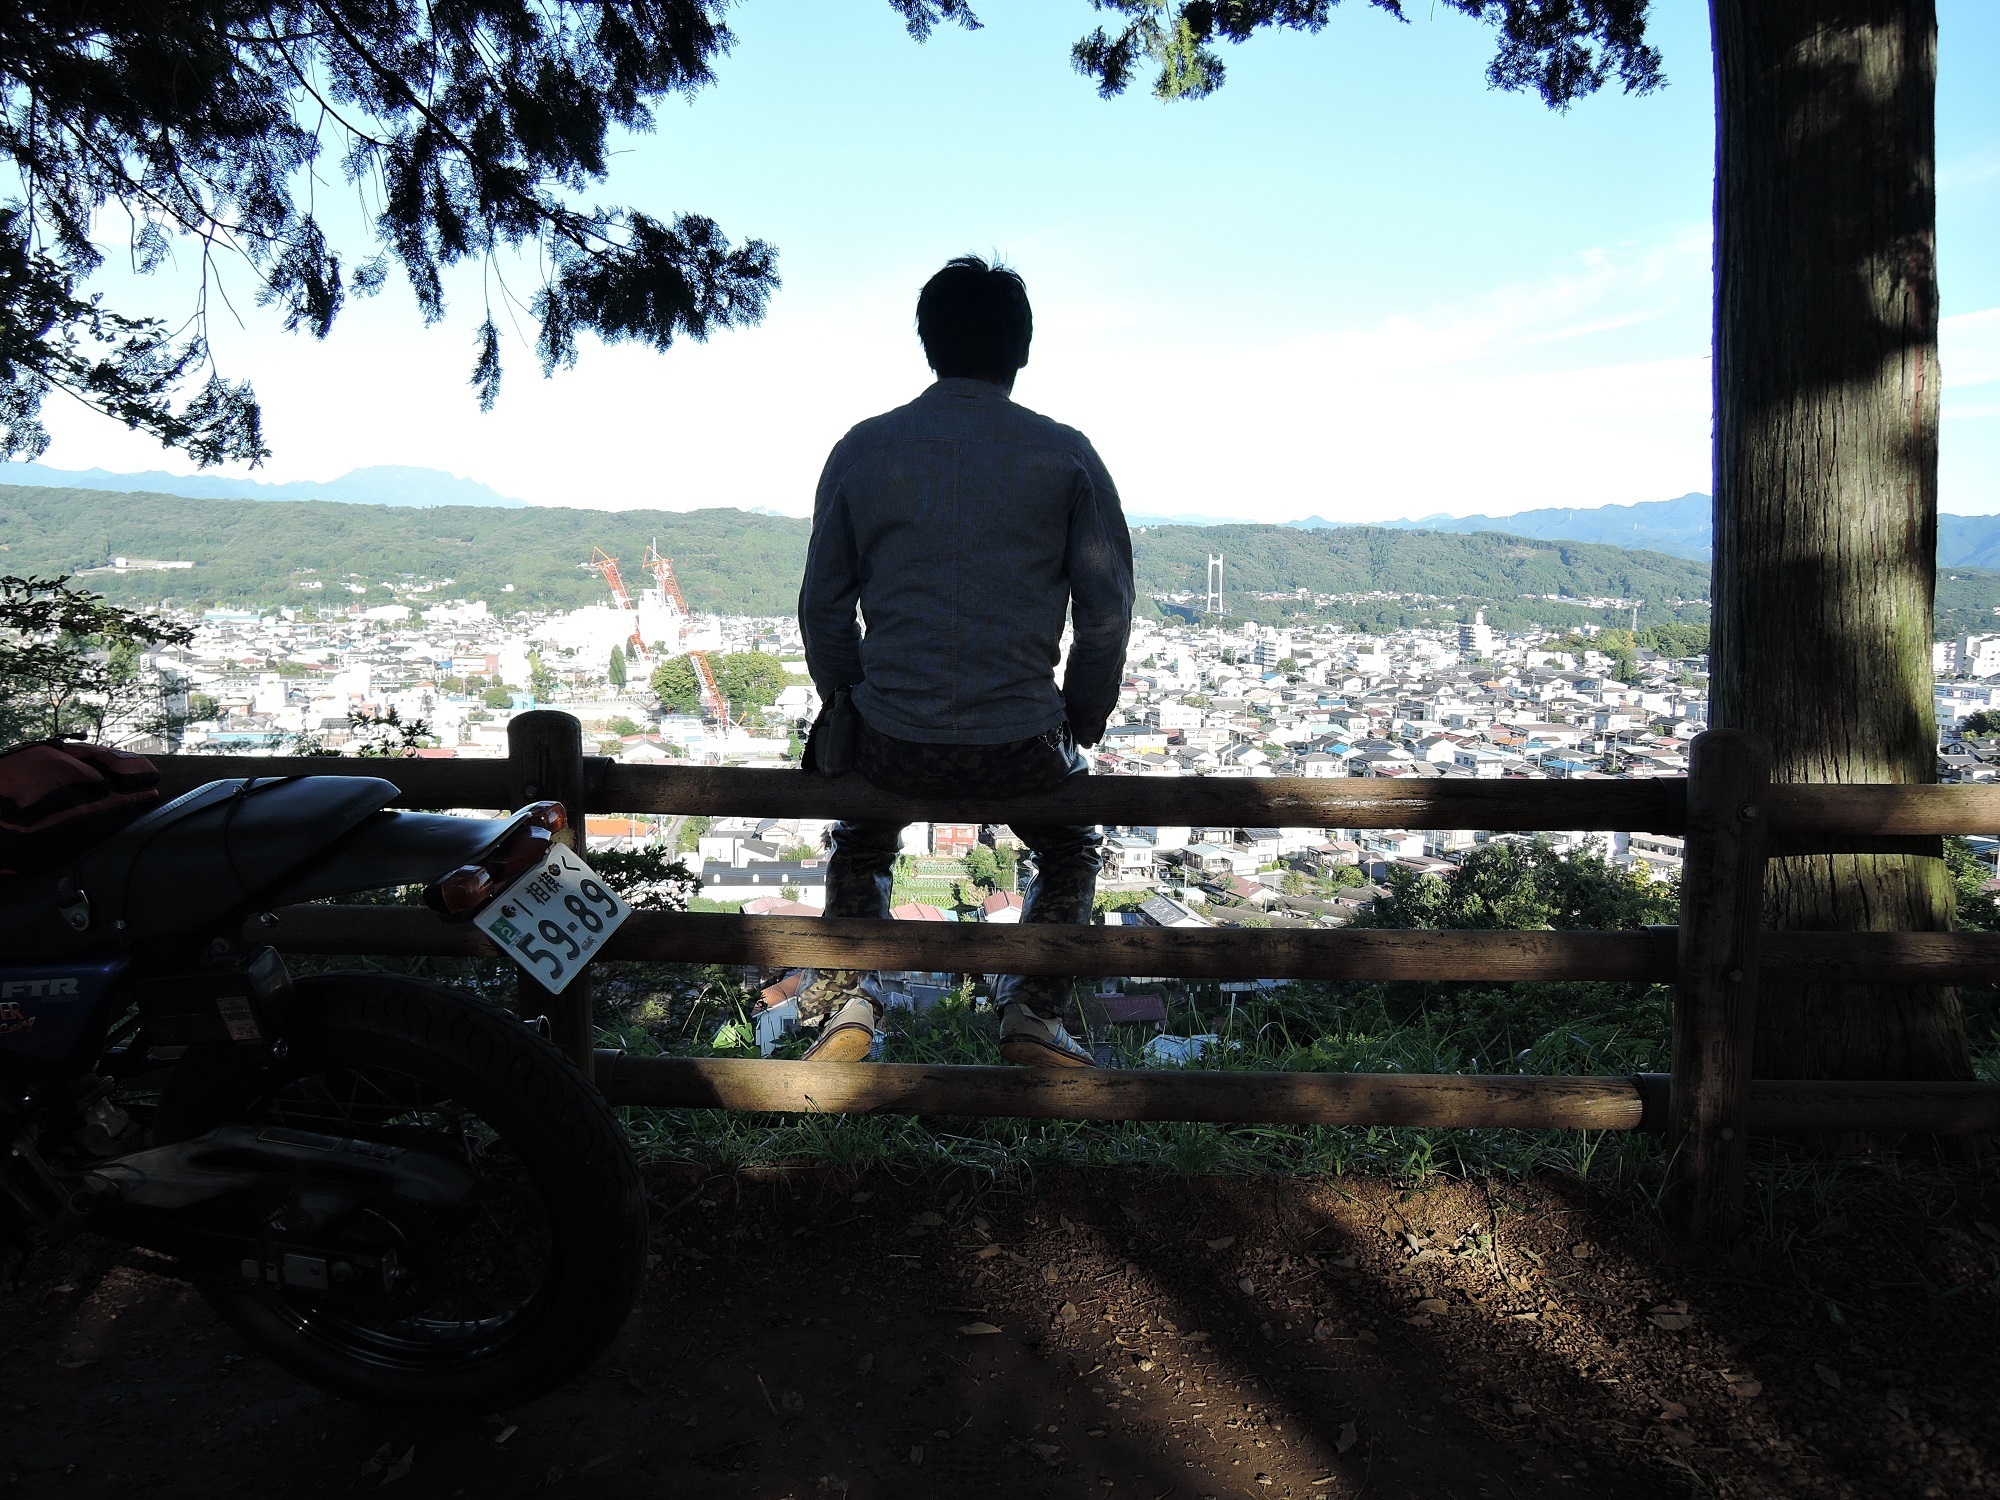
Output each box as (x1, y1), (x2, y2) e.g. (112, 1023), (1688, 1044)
(798, 378), (1135, 746)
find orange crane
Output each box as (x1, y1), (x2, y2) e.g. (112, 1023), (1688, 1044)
(589, 548), (649, 662)
(642, 543), (730, 723)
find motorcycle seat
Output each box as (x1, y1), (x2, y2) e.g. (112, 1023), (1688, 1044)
(69, 776), (399, 941)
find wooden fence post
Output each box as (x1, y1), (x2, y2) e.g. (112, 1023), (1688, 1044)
(508, 711), (594, 1081)
(1667, 728), (1771, 1248)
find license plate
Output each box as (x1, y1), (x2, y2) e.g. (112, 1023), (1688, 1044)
(473, 844), (631, 995)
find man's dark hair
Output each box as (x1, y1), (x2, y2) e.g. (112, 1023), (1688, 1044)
(916, 256), (1033, 380)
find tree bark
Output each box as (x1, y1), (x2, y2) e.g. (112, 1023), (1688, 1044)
(1710, 0), (1970, 1081)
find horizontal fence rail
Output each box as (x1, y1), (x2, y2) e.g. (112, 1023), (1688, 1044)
(156, 755), (1691, 832)
(253, 906), (1674, 982)
(591, 1056), (1653, 1129)
(587, 1056), (2000, 1136)
(249, 906), (2000, 987)
(152, 754), (2000, 837)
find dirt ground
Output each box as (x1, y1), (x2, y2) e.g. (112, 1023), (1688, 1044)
(4, 1160), (1998, 1499)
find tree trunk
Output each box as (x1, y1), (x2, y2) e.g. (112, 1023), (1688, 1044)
(1710, 0), (1970, 1081)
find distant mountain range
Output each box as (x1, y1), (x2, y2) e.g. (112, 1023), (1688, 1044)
(1359, 493), (1716, 559)
(1174, 492), (2000, 571)
(0, 461), (526, 509)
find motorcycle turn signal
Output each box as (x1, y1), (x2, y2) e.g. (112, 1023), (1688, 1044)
(427, 864), (495, 916)
(522, 800), (567, 834)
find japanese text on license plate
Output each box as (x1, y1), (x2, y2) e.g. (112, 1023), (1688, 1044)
(473, 844), (631, 995)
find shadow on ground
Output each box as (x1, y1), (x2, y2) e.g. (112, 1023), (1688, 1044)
(3, 1157), (1997, 1498)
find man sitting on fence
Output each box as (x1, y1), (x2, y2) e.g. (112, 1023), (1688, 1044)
(795, 254), (1135, 1067)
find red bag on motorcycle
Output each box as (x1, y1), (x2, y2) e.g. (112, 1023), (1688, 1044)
(0, 740), (161, 874)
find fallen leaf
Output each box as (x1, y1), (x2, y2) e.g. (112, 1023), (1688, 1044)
(909, 1446), (924, 1467)
(1237, 1277), (1256, 1295)
(1569, 1242), (1595, 1260)
(1331, 1254), (1358, 1270)
(1042, 1264), (1061, 1284)
(1660, 1426), (1697, 1449)
(911, 1211), (943, 1229)
(1335, 1421), (1359, 1454)
(1183, 1330), (1210, 1343)
(1815, 1363), (1843, 1391)
(1727, 1379), (1763, 1402)
(1885, 1389), (1909, 1418)
(1416, 1298), (1449, 1316)
(1207, 1235), (1236, 1251)
(54, 1357), (97, 1371)
(851, 1191), (872, 1204)
(1256, 1474), (1274, 1486)
(1649, 1312), (1693, 1332)
(972, 1214), (991, 1233)
(1658, 1400), (1688, 1420)
(1357, 1329), (1378, 1345)
(1136, 1358), (1155, 1372)
(495, 1425), (518, 1445)
(361, 1445), (414, 1488)
(782, 1390), (805, 1414)
(1030, 1442), (1061, 1460)
(959, 1322), (1003, 1336)
(975, 1245), (1001, 1260)
(1510, 1401), (1534, 1417)
(1976, 1221), (2000, 1244)
(855, 1354), (874, 1376)
(1312, 1318), (1340, 1340)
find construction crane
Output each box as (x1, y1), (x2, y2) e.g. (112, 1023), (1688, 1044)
(589, 548), (649, 662)
(643, 543), (730, 724)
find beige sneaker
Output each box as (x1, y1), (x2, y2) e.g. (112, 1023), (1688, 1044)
(801, 994), (882, 1062)
(998, 1007), (1096, 1068)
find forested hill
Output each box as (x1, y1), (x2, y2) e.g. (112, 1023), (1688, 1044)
(6, 481), (1994, 636)
(1129, 523), (1710, 629)
(0, 485), (812, 616)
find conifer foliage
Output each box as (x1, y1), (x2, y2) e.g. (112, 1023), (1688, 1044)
(0, 0), (778, 466)
(1059, 1), (1660, 108)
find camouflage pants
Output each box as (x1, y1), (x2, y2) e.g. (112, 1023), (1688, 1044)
(817, 721), (1100, 1022)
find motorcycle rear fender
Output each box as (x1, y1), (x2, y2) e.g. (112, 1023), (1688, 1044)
(258, 807), (523, 908)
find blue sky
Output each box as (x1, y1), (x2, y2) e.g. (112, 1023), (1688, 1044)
(21, 0), (2000, 519)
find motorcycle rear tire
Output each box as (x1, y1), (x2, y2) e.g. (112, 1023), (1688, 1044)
(198, 971), (645, 1412)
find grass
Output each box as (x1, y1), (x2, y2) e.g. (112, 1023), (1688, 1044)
(589, 963), (1681, 1190)
(295, 943), (2000, 1214)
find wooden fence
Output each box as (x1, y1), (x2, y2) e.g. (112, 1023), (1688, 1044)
(155, 712), (2000, 1247)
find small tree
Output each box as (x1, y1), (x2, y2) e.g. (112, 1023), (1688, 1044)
(608, 647), (628, 690)
(481, 685), (515, 710)
(0, 575), (193, 745)
(651, 657), (702, 714)
(711, 652), (789, 714)
(527, 652), (560, 703)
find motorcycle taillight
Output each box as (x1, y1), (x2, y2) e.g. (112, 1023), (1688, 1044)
(489, 823), (554, 880)
(523, 799), (568, 834)
(431, 863), (496, 915)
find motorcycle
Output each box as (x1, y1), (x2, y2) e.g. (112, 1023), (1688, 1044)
(0, 773), (646, 1412)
